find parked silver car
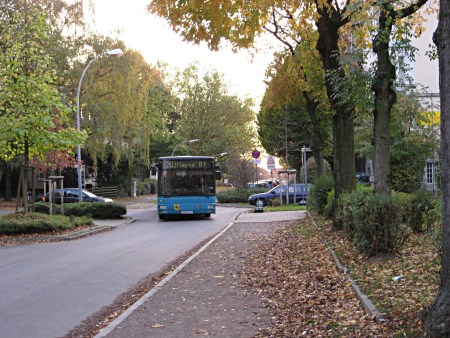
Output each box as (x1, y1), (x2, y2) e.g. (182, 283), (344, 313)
(39, 189), (113, 204)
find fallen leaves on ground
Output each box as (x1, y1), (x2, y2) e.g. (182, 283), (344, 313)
(241, 213), (439, 337)
(316, 213), (440, 336)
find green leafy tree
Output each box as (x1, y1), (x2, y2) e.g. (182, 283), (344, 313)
(170, 64), (257, 157)
(0, 10), (84, 164)
(0, 0), (88, 199)
(370, 0), (435, 195)
(390, 92), (435, 192)
(78, 45), (163, 170)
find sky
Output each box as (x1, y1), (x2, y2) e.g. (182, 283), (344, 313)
(89, 0), (276, 107)
(412, 14), (439, 95)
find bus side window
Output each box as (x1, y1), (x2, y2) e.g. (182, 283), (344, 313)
(215, 170), (221, 180)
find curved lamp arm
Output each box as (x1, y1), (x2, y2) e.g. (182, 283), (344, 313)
(171, 139), (199, 156)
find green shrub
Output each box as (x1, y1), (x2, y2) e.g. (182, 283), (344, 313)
(0, 213), (93, 235)
(63, 202), (127, 219)
(323, 190), (334, 219)
(216, 188), (266, 203)
(268, 198), (281, 207)
(35, 202), (127, 219)
(337, 190), (408, 257)
(144, 178), (157, 194)
(136, 179), (157, 196)
(309, 174), (334, 214)
(397, 190), (440, 233)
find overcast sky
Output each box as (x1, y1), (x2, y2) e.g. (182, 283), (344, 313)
(89, 0), (275, 106)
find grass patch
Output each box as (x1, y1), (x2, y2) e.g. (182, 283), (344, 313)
(264, 204), (307, 212)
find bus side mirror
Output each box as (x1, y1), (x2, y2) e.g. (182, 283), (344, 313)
(151, 165), (157, 176)
(215, 170), (221, 180)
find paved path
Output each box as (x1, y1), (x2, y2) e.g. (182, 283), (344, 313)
(95, 211), (307, 338)
(235, 210), (306, 223)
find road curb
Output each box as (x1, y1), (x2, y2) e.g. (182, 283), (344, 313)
(62, 217), (135, 240)
(307, 211), (387, 323)
(93, 212), (243, 338)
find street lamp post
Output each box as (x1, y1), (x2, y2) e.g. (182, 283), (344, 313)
(171, 139), (199, 156)
(301, 146), (311, 184)
(76, 48), (123, 202)
(212, 152), (228, 160)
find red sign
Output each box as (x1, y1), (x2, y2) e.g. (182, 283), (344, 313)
(252, 149), (260, 159)
(267, 156), (276, 170)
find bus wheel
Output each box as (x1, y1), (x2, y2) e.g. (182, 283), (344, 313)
(205, 214), (211, 218)
(159, 214), (166, 220)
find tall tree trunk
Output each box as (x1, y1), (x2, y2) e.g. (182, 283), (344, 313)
(425, 0), (450, 334)
(303, 91), (325, 177)
(372, 6), (397, 196)
(4, 161), (12, 201)
(315, 5), (355, 229)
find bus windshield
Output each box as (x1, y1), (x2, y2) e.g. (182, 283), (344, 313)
(159, 158), (216, 197)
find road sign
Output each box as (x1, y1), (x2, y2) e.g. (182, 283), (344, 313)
(267, 155), (276, 170)
(253, 159), (261, 165)
(252, 149), (260, 159)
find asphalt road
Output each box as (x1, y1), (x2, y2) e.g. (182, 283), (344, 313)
(0, 205), (245, 338)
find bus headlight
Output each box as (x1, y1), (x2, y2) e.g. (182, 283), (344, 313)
(207, 204), (215, 209)
(159, 205), (167, 210)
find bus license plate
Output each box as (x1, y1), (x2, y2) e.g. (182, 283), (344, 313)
(181, 211), (193, 214)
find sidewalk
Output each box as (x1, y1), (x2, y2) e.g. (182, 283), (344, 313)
(94, 211), (306, 338)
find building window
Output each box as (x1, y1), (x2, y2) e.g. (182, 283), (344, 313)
(426, 162), (434, 184)
(426, 162), (439, 185)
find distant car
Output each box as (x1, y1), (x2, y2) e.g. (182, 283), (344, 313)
(356, 172), (370, 185)
(248, 183), (310, 207)
(40, 188), (113, 204)
(246, 179), (279, 189)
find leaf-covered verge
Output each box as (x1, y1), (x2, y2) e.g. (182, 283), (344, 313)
(313, 212), (440, 336)
(242, 212), (439, 337)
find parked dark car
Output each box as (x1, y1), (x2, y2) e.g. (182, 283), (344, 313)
(356, 172), (370, 185)
(39, 188), (113, 204)
(248, 183), (310, 207)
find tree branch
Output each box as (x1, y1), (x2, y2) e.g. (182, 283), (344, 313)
(394, 0), (429, 19)
(264, 9), (296, 55)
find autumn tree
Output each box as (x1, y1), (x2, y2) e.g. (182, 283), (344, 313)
(259, 43), (332, 177)
(148, 0), (363, 228)
(424, 0), (450, 334)
(227, 154), (257, 188)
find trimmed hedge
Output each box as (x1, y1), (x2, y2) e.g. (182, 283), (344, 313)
(35, 202), (127, 219)
(0, 213), (93, 235)
(137, 178), (157, 195)
(216, 188), (267, 203)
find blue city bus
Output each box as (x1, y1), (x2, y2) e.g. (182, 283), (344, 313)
(153, 156), (220, 219)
